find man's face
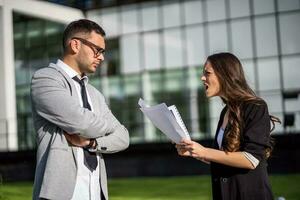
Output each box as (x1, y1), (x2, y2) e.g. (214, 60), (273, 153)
(76, 31), (105, 75)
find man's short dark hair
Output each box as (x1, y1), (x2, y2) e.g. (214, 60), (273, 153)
(62, 19), (106, 51)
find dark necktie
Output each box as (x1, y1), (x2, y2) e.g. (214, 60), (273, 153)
(72, 76), (97, 171)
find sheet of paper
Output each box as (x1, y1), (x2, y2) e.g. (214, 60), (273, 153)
(138, 98), (190, 144)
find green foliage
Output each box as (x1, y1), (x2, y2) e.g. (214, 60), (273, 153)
(0, 174), (299, 200)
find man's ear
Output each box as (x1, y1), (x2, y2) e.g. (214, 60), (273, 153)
(69, 39), (80, 54)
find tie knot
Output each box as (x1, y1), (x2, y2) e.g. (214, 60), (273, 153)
(72, 76), (85, 86)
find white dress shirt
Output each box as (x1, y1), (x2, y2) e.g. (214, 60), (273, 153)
(57, 59), (101, 200)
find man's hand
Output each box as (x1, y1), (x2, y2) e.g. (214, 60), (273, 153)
(64, 132), (90, 147)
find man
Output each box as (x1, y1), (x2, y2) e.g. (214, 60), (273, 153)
(31, 19), (129, 200)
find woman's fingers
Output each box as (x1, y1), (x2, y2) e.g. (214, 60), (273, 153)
(181, 138), (193, 145)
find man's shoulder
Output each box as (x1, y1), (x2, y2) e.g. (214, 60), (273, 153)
(32, 63), (61, 77)
(87, 84), (106, 99)
(87, 83), (101, 94)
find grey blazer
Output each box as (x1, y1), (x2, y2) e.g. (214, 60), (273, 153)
(31, 63), (129, 200)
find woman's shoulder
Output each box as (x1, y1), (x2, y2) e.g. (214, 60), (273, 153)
(242, 98), (269, 119)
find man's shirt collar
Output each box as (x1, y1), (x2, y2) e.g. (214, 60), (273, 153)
(56, 59), (89, 84)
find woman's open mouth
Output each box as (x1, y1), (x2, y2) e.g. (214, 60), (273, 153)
(204, 83), (208, 90)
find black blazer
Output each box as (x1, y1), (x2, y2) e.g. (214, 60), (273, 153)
(210, 101), (274, 200)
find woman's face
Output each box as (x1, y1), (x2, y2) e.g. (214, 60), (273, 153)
(201, 61), (221, 98)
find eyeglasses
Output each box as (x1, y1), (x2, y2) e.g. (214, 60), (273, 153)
(72, 37), (105, 57)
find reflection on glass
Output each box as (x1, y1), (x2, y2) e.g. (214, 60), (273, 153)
(101, 8), (120, 37)
(231, 19), (253, 59)
(15, 51), (27, 86)
(278, 0), (300, 12)
(229, 0), (250, 18)
(257, 58), (280, 91)
(124, 75), (143, 141)
(282, 56), (300, 89)
(186, 25), (206, 66)
(148, 68), (210, 140)
(143, 32), (161, 70)
(108, 74), (143, 143)
(206, 0), (226, 21)
(48, 44), (62, 63)
(242, 60), (256, 90)
(141, 2), (160, 31)
(29, 47), (48, 72)
(260, 92), (283, 113)
(184, 1), (203, 25)
(121, 5), (139, 34)
(46, 21), (64, 45)
(121, 34), (141, 74)
(162, 2), (181, 28)
(13, 13), (65, 150)
(208, 22), (228, 54)
(92, 38), (120, 77)
(279, 13), (300, 54)
(255, 16), (278, 57)
(260, 92), (284, 133)
(13, 23), (25, 49)
(27, 20), (44, 47)
(163, 28), (184, 68)
(253, 0), (274, 14)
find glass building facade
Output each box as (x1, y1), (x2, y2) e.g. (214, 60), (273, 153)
(13, 0), (300, 149)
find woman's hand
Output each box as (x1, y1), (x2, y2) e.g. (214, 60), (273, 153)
(175, 139), (210, 164)
(175, 143), (191, 157)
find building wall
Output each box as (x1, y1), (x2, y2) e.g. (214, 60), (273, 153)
(3, 0), (300, 150)
(86, 0), (300, 141)
(0, 0), (83, 152)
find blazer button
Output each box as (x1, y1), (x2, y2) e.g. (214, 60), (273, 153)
(101, 147), (107, 150)
(221, 178), (227, 183)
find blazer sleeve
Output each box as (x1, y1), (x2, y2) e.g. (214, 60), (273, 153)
(30, 68), (114, 138)
(94, 91), (130, 153)
(241, 101), (271, 162)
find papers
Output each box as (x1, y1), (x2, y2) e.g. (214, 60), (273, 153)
(138, 98), (190, 144)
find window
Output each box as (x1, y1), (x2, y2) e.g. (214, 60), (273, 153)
(121, 5), (139, 34)
(282, 56), (300, 89)
(163, 28), (184, 68)
(253, 0), (274, 15)
(101, 8), (120, 37)
(279, 12), (300, 54)
(257, 58), (280, 91)
(229, 0), (250, 18)
(185, 25), (206, 66)
(208, 22), (229, 54)
(143, 32), (161, 70)
(231, 18), (253, 59)
(184, 1), (203, 25)
(206, 0), (226, 21)
(121, 34), (141, 74)
(162, 2), (181, 28)
(141, 2), (160, 31)
(255, 16), (278, 57)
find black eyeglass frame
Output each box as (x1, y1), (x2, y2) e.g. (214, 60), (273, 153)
(72, 37), (105, 57)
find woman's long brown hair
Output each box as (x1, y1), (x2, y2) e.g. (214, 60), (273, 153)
(207, 52), (281, 158)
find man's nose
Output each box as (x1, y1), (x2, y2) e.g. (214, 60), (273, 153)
(97, 53), (104, 61)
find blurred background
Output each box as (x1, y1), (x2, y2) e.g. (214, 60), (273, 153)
(0, 0), (299, 199)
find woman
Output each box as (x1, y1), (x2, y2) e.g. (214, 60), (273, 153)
(176, 52), (280, 200)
